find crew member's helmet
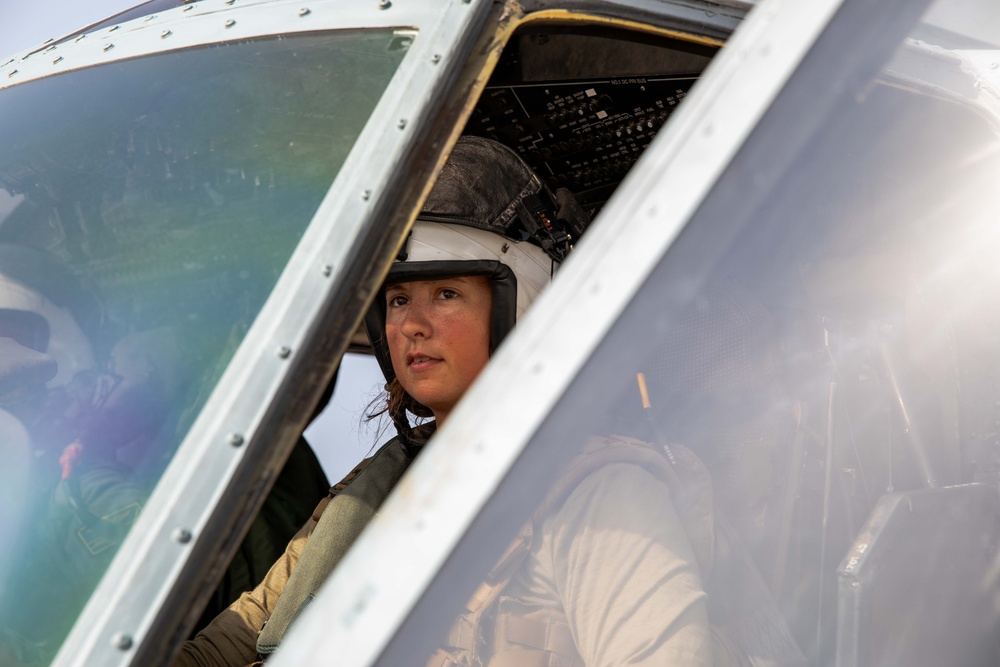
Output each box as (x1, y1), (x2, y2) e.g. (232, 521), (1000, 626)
(0, 245), (98, 389)
(364, 136), (588, 426)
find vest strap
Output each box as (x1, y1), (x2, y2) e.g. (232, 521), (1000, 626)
(495, 613), (578, 659)
(256, 437), (415, 654)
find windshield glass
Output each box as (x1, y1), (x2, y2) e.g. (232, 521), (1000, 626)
(0, 30), (408, 665)
(371, 1), (1000, 666)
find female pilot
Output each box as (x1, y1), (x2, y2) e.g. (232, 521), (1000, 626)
(177, 136), (711, 667)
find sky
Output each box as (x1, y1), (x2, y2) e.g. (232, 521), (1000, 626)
(303, 353), (390, 481)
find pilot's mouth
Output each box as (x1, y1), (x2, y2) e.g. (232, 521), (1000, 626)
(407, 353), (441, 369)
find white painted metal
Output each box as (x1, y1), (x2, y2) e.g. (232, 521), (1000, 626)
(876, 40), (1000, 135)
(44, 0), (492, 665)
(268, 0), (846, 664)
(1, 0), (431, 89)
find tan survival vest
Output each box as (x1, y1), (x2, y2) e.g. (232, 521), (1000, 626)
(257, 434), (806, 667)
(425, 435), (714, 667)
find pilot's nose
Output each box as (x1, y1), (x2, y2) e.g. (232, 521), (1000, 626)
(398, 298), (432, 340)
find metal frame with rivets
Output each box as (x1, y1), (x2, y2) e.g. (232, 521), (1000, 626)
(30, 0), (494, 664)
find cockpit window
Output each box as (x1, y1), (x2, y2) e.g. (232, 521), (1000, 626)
(0, 29), (408, 665)
(368, 2), (1000, 666)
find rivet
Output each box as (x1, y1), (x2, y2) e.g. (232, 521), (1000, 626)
(7, 69), (18, 78)
(298, 7), (311, 16)
(111, 633), (133, 651)
(144, 14), (158, 22)
(173, 528), (193, 544)
(379, 0), (391, 8)
(277, 346), (291, 359)
(44, 45), (56, 53)
(225, 19), (236, 27)
(431, 54), (441, 64)
(53, 57), (63, 64)
(397, 119), (407, 130)
(75, 34), (87, 42)
(226, 0), (236, 4)
(103, 43), (115, 52)
(109, 25), (120, 32)
(228, 433), (245, 447)
(361, 189), (372, 201)
(161, 30), (172, 38)
(183, 4), (195, 10)
(322, 264), (333, 277)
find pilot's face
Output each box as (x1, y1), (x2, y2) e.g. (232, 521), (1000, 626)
(385, 275), (492, 425)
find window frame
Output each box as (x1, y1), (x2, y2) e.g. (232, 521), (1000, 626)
(32, 0), (496, 664)
(262, 0), (874, 664)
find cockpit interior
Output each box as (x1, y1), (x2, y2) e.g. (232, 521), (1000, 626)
(0, 6), (998, 665)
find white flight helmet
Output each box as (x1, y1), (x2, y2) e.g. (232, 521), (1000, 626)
(364, 136), (589, 387)
(0, 245), (97, 388)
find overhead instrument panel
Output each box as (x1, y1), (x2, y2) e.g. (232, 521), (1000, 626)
(465, 75), (698, 212)
(464, 26), (715, 215)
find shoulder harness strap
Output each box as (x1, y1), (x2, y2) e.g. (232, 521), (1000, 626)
(256, 437), (416, 655)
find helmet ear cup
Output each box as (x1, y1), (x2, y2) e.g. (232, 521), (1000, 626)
(364, 299), (394, 385)
(487, 266), (517, 354)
